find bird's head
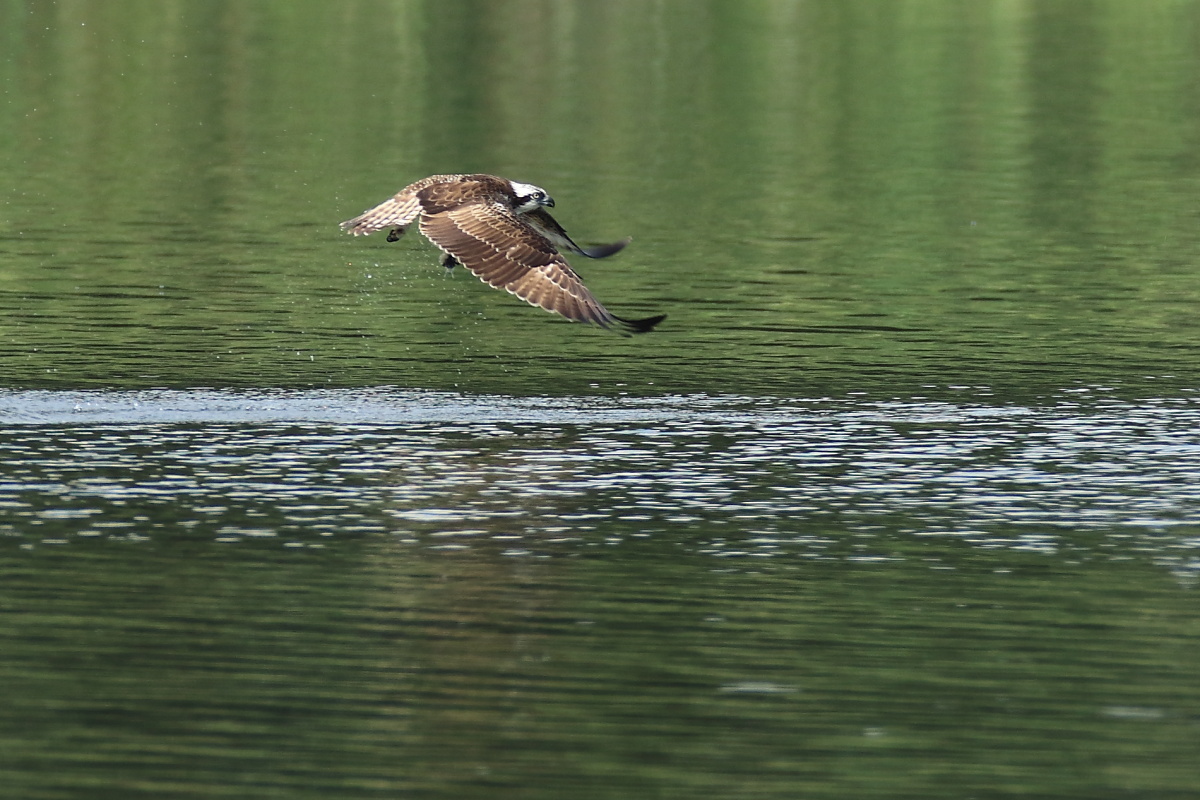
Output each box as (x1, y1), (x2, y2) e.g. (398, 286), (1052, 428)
(509, 180), (555, 213)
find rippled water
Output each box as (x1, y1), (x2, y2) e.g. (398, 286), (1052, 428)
(4, 388), (1198, 571)
(3, 388), (1199, 798)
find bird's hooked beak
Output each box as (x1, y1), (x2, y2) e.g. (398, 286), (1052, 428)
(542, 196), (555, 208)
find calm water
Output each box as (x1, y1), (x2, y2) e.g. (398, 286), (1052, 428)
(3, 2), (1200, 798)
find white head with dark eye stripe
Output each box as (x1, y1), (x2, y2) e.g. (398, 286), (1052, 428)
(509, 180), (555, 213)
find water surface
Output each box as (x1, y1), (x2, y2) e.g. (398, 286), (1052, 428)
(3, 388), (1199, 798)
(2, 2), (1200, 798)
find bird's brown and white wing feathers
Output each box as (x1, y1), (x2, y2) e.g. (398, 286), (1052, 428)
(417, 198), (627, 330)
(339, 174), (469, 238)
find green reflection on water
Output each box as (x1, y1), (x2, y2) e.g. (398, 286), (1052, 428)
(1, 540), (1197, 799)
(2, 1), (1200, 397)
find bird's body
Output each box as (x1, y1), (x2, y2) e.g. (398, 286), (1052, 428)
(340, 174), (664, 333)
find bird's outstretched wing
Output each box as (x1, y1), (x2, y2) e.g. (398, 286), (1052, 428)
(339, 174), (468, 239)
(418, 198), (662, 334)
(339, 191), (422, 238)
(523, 207), (631, 259)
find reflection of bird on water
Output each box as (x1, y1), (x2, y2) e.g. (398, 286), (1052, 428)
(340, 174), (666, 334)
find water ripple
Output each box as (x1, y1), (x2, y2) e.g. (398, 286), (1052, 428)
(1, 389), (1198, 576)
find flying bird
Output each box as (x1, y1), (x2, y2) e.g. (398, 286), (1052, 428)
(340, 173), (665, 334)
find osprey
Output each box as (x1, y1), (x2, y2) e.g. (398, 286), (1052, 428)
(340, 173), (665, 334)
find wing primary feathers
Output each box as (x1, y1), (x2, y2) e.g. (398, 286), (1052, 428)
(522, 208), (630, 260)
(578, 238), (632, 259)
(612, 313), (667, 335)
(339, 174), (473, 236)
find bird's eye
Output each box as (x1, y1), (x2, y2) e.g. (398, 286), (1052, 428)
(533, 191), (545, 201)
